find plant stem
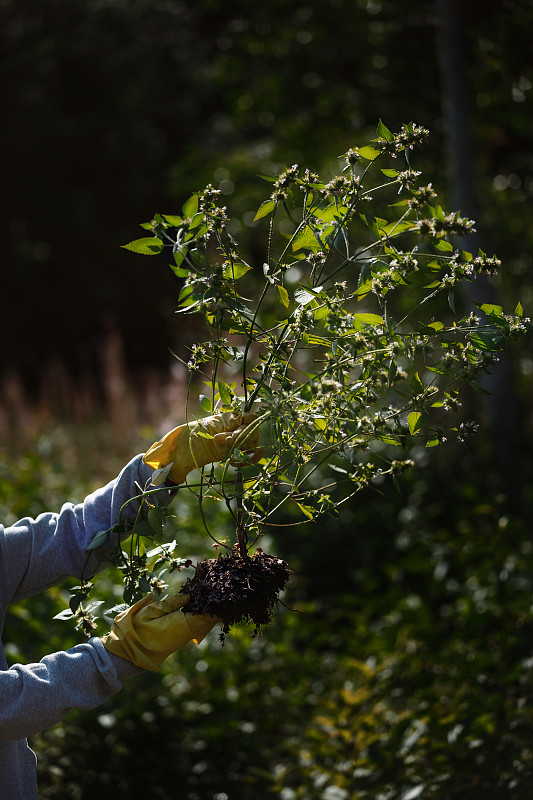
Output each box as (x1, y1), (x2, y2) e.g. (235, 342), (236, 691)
(235, 464), (248, 557)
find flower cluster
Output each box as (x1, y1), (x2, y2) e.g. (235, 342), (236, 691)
(397, 169), (422, 189)
(407, 183), (437, 210)
(271, 164), (299, 201)
(376, 123), (429, 158)
(322, 174), (355, 198)
(415, 212), (476, 238)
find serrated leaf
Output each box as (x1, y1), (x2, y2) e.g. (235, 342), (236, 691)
(182, 194), (199, 218)
(254, 199), (276, 221)
(408, 411), (423, 435)
(427, 363), (449, 375)
(435, 240), (453, 252)
(307, 335), (330, 346)
(296, 502), (315, 520)
(292, 225), (321, 253)
(354, 280), (373, 299)
(276, 284), (289, 308)
(121, 237), (164, 255)
(313, 305), (328, 320)
(148, 507), (165, 536)
(469, 329), (505, 352)
(87, 529), (110, 550)
(151, 462), (174, 486)
(199, 394), (212, 412)
(222, 261), (252, 280)
(217, 381), (233, 404)
(477, 303), (503, 317)
(448, 290), (456, 315)
(468, 378), (492, 395)
(409, 372), (424, 393)
(162, 214), (183, 226)
(356, 145), (381, 161)
(376, 119), (394, 142)
(294, 285), (324, 305)
(352, 312), (383, 326)
(172, 247), (188, 272)
(515, 301), (524, 318)
(53, 609), (76, 620)
(377, 433), (401, 446)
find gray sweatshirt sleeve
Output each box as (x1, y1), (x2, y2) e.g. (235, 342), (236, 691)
(0, 640), (141, 743)
(1, 453), (161, 603)
(0, 453), (165, 743)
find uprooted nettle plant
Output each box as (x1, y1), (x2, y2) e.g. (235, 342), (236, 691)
(60, 121), (530, 640)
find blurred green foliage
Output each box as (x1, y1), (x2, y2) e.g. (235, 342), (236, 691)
(1, 421), (532, 798)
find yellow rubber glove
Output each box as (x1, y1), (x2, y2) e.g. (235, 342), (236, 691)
(101, 593), (219, 672)
(143, 410), (263, 484)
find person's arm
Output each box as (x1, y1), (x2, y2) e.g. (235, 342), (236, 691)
(0, 639), (141, 743)
(0, 454), (162, 605)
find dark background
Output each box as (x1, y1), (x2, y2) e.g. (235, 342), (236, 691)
(2, 0), (531, 397)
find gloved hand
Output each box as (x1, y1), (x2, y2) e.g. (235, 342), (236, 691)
(101, 592), (219, 672)
(143, 410), (263, 484)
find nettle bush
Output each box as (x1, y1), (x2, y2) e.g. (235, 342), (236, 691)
(66, 122), (528, 636)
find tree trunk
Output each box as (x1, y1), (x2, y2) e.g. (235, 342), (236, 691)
(435, 0), (522, 507)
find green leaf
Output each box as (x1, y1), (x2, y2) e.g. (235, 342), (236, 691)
(515, 301), (524, 318)
(409, 372), (424, 393)
(448, 290), (456, 315)
(477, 303), (503, 317)
(222, 261), (252, 280)
(292, 225), (321, 253)
(53, 608), (75, 621)
(217, 381), (233, 405)
(354, 280), (373, 299)
(87, 529), (110, 550)
(182, 194), (199, 218)
(254, 199), (276, 221)
(121, 237), (164, 255)
(351, 312), (383, 327)
(381, 168), (399, 177)
(408, 411), (423, 435)
(296, 503), (315, 520)
(469, 328), (505, 352)
(468, 378), (492, 395)
(148, 507), (165, 536)
(276, 284), (290, 308)
(377, 433), (401, 446)
(294, 285), (323, 305)
(427, 363), (449, 375)
(199, 394), (212, 412)
(151, 463), (174, 486)
(312, 204), (348, 223)
(356, 145), (381, 161)
(307, 335), (331, 347)
(376, 119), (394, 142)
(162, 214), (183, 226)
(435, 240), (453, 252)
(381, 220), (417, 237)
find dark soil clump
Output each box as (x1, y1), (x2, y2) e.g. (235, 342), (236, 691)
(180, 550), (291, 638)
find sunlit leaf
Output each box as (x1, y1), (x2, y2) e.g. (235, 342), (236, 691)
(223, 261), (252, 280)
(254, 199), (277, 221)
(408, 411), (423, 435)
(121, 237), (163, 255)
(182, 194), (199, 217)
(276, 284), (290, 308)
